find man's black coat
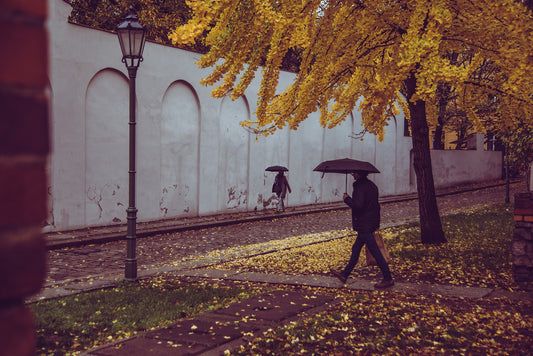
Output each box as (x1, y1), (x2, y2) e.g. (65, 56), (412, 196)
(343, 176), (380, 232)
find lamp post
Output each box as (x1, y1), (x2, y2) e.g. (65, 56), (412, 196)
(117, 12), (146, 280)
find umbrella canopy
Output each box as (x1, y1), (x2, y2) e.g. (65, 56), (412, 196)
(313, 158), (380, 174)
(313, 158), (380, 192)
(265, 165), (288, 172)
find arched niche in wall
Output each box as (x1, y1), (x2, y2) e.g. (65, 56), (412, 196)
(85, 68), (128, 225)
(254, 124), (290, 211)
(218, 94), (250, 211)
(375, 116), (398, 195)
(351, 102), (377, 165)
(246, 95), (291, 211)
(288, 116), (323, 206)
(321, 113), (355, 201)
(160, 80), (200, 217)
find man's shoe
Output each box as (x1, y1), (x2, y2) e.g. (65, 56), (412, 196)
(331, 269), (347, 284)
(374, 279), (394, 289)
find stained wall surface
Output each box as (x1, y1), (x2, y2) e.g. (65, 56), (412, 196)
(45, 0), (502, 231)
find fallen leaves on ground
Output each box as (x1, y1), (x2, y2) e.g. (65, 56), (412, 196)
(230, 288), (533, 355)
(31, 277), (266, 355)
(207, 204), (518, 290)
(36, 203), (532, 355)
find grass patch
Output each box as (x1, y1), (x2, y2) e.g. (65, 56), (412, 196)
(386, 204), (515, 288)
(30, 277), (262, 355)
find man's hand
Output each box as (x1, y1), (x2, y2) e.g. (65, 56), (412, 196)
(343, 193), (349, 200)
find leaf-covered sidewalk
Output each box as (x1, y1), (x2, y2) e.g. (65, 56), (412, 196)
(73, 203), (533, 355)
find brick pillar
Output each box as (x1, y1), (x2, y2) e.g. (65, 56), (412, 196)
(513, 193), (533, 290)
(0, 0), (49, 355)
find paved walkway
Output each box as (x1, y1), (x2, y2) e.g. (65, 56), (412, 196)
(33, 179), (532, 355)
(79, 268), (531, 356)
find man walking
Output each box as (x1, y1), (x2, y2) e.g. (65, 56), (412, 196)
(331, 171), (394, 289)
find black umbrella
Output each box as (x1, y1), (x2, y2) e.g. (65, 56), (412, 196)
(265, 165), (288, 172)
(313, 158), (380, 192)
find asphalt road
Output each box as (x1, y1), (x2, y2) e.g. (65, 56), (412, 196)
(46, 181), (528, 286)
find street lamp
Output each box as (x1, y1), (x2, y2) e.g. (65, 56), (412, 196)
(117, 11), (146, 280)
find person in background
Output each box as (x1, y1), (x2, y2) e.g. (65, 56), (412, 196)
(274, 171), (291, 212)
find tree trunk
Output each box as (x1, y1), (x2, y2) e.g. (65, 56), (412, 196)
(432, 82), (449, 150)
(404, 73), (447, 244)
(432, 124), (444, 150)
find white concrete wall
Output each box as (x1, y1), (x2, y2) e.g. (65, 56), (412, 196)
(45, 0), (502, 231)
(430, 136), (502, 188)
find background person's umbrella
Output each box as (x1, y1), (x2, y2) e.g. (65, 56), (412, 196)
(313, 158), (380, 192)
(265, 165), (288, 172)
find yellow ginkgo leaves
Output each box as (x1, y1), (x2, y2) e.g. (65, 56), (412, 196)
(170, 0), (533, 139)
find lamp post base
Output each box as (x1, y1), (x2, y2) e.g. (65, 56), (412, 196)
(125, 259), (137, 281)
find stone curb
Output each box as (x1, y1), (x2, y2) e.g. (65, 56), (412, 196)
(29, 267), (533, 304)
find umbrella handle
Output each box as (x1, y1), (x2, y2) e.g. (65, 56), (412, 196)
(345, 173), (347, 193)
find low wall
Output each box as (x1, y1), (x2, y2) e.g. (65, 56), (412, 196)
(430, 134), (502, 187)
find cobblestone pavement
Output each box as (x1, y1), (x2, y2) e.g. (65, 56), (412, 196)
(46, 182), (527, 287)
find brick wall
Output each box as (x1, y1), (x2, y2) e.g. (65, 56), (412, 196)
(513, 193), (533, 291)
(0, 0), (49, 355)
